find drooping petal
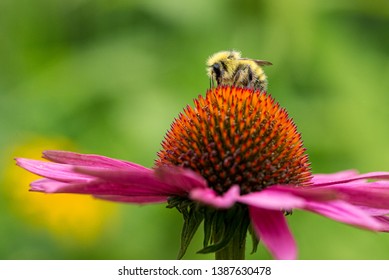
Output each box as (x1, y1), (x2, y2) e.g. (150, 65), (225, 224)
(155, 166), (208, 192)
(30, 179), (168, 204)
(30, 178), (70, 192)
(30, 173), (180, 197)
(269, 185), (339, 202)
(358, 206), (389, 216)
(94, 195), (167, 204)
(237, 189), (306, 210)
(304, 200), (384, 230)
(324, 182), (389, 210)
(18, 155), (206, 200)
(43, 150), (149, 171)
(74, 166), (198, 196)
(16, 158), (93, 182)
(374, 216), (389, 232)
(249, 206), (297, 260)
(312, 171), (389, 187)
(311, 170), (359, 184)
(189, 185), (240, 209)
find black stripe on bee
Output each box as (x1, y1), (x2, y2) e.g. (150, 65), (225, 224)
(220, 61), (227, 71)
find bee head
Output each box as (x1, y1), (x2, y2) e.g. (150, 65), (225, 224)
(206, 50), (241, 87)
(211, 62), (221, 78)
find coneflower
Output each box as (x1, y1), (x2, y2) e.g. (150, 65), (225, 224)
(16, 86), (389, 259)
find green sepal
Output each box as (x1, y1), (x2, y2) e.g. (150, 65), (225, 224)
(248, 225), (259, 254)
(168, 197), (259, 260)
(198, 205), (249, 256)
(203, 209), (216, 248)
(168, 197), (204, 260)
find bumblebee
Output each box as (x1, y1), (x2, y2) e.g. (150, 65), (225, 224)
(206, 50), (272, 91)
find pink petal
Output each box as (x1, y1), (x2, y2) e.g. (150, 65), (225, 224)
(31, 175), (180, 197)
(155, 166), (208, 192)
(270, 184), (339, 200)
(312, 171), (389, 187)
(31, 179), (168, 204)
(94, 195), (167, 204)
(249, 206), (297, 260)
(311, 170), (359, 184)
(16, 158), (93, 182)
(30, 179), (70, 192)
(237, 189), (306, 210)
(74, 166), (190, 196)
(21, 157), (198, 199)
(325, 182), (389, 209)
(189, 185), (240, 209)
(374, 216), (389, 232)
(358, 206), (389, 216)
(43, 150), (148, 171)
(305, 200), (384, 230)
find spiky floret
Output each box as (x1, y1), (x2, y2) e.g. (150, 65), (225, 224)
(155, 86), (311, 194)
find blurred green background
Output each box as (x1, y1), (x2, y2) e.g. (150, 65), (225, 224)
(1, 0), (389, 259)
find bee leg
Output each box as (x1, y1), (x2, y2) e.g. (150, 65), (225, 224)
(284, 210), (293, 216)
(247, 67), (255, 89)
(232, 65), (245, 87)
(216, 69), (224, 87)
(256, 79), (267, 92)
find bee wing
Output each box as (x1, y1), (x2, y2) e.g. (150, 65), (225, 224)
(252, 59), (273, 66)
(239, 58), (273, 66)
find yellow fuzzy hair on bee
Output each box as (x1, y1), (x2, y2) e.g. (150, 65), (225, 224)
(206, 50), (272, 91)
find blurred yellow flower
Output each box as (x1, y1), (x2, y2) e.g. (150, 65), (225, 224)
(3, 137), (118, 245)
